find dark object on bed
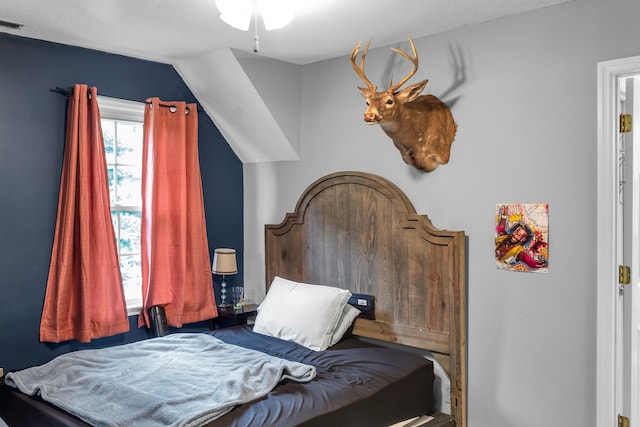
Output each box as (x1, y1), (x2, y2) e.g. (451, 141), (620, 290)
(265, 171), (466, 426)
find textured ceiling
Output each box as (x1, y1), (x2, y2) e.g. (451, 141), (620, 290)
(1, 0), (571, 65)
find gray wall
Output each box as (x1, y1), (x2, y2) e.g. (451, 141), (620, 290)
(243, 0), (640, 425)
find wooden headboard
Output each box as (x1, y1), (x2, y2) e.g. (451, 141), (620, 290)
(264, 171), (466, 426)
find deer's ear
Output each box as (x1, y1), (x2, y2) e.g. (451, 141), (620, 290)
(358, 86), (376, 98)
(397, 80), (428, 102)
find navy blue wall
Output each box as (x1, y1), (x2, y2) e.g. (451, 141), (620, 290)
(0, 34), (244, 372)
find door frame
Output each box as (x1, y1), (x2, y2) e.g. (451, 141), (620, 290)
(597, 55), (640, 427)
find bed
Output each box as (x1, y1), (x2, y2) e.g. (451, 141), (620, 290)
(0, 171), (466, 427)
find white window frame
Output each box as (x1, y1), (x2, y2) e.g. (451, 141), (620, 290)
(98, 95), (145, 315)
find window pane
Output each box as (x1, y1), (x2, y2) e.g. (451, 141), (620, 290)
(120, 254), (142, 304)
(100, 97), (145, 314)
(119, 211), (141, 255)
(116, 122), (143, 165)
(107, 166), (115, 203)
(102, 120), (116, 164)
(116, 166), (141, 205)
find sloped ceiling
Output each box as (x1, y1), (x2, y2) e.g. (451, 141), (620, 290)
(0, 0), (572, 163)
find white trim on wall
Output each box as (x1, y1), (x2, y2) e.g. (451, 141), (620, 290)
(596, 54), (640, 427)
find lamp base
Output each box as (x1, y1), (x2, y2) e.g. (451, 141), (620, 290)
(218, 277), (231, 308)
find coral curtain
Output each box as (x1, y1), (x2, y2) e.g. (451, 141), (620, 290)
(40, 84), (129, 343)
(138, 98), (217, 328)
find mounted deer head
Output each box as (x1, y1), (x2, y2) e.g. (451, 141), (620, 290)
(351, 37), (457, 172)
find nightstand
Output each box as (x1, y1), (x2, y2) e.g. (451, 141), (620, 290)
(211, 304), (258, 329)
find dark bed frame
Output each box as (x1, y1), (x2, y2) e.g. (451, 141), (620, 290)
(265, 171), (467, 427)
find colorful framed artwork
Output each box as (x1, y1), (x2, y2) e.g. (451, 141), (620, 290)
(495, 203), (549, 273)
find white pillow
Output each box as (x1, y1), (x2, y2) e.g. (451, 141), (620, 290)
(254, 276), (352, 351)
(330, 303), (361, 346)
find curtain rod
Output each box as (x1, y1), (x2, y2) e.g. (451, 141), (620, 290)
(50, 87), (204, 115)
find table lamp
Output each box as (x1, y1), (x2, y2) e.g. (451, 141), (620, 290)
(212, 248), (238, 308)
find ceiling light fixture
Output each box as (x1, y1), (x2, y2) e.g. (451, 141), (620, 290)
(215, 0), (293, 53)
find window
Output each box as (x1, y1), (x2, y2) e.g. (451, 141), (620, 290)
(98, 96), (145, 314)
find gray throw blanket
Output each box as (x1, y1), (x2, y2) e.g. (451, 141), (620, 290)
(5, 333), (316, 427)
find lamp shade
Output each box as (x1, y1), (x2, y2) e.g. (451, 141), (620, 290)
(212, 248), (238, 275)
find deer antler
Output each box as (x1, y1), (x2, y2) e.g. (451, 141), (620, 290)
(389, 36), (419, 93)
(350, 39), (377, 92)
